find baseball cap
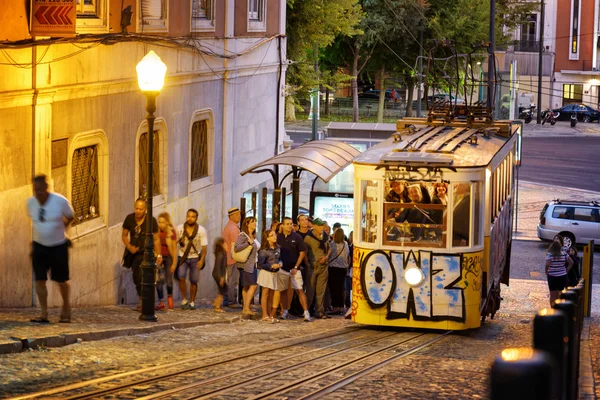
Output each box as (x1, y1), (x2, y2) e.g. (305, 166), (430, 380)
(312, 218), (325, 226)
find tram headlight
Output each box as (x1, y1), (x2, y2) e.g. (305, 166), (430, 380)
(404, 266), (425, 287)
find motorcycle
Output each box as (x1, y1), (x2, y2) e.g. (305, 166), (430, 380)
(542, 109), (559, 125)
(519, 107), (534, 124)
(570, 111), (578, 128)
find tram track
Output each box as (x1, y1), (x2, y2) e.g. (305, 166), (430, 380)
(8, 328), (450, 400)
(8, 326), (360, 400)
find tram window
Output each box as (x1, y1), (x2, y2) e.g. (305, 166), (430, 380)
(383, 181), (446, 248)
(473, 182), (482, 246)
(361, 180), (378, 243)
(452, 182), (471, 247)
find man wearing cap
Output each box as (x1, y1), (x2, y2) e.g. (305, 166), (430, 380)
(222, 207), (242, 307)
(304, 218), (331, 319)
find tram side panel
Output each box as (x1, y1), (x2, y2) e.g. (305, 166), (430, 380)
(352, 247), (483, 330)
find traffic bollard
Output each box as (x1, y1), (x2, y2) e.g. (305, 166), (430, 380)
(534, 308), (568, 400)
(552, 299), (577, 400)
(566, 285), (584, 335)
(491, 348), (558, 400)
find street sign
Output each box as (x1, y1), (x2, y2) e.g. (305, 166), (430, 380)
(30, 0), (76, 38)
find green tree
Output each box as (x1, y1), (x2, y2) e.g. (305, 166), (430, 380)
(285, 0), (364, 121)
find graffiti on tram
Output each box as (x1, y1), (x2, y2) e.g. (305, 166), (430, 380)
(356, 248), (482, 322)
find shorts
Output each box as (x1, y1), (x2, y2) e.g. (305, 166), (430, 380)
(32, 241), (69, 283)
(242, 269), (258, 287)
(276, 269), (303, 291)
(257, 269), (278, 290)
(547, 274), (568, 292)
(178, 257), (200, 284)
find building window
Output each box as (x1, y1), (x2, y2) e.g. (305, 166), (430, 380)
(140, 0), (167, 32)
(191, 0), (215, 31)
(138, 131), (161, 198)
(570, 0), (580, 59)
(71, 146), (100, 226)
(248, 0), (266, 31)
(189, 110), (214, 192)
(563, 84), (583, 105)
(75, 0), (107, 32)
(191, 121), (209, 181)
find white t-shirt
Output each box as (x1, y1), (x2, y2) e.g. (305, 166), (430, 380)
(27, 193), (74, 247)
(177, 223), (208, 258)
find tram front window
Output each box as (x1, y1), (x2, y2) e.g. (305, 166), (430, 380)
(361, 180), (378, 243)
(452, 182), (471, 247)
(383, 180), (446, 248)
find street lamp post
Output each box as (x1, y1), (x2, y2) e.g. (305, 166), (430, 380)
(136, 50), (167, 322)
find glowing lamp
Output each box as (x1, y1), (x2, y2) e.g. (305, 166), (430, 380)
(136, 51), (167, 92)
(404, 266), (425, 287)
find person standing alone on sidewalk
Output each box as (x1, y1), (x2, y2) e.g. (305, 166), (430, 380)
(304, 218), (331, 319)
(177, 209), (208, 310)
(27, 174), (74, 323)
(222, 207), (241, 307)
(122, 198), (160, 311)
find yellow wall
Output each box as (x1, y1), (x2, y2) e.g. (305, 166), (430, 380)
(351, 247), (483, 330)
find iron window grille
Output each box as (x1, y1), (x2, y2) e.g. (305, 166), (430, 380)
(71, 145), (100, 226)
(191, 120), (208, 181)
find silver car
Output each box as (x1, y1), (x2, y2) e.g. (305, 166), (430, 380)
(537, 200), (600, 248)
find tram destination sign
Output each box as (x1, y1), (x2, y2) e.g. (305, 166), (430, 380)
(30, 0), (76, 38)
(384, 166), (444, 182)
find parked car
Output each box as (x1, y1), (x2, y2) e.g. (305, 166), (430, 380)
(537, 199), (600, 248)
(425, 93), (465, 105)
(358, 89), (393, 100)
(550, 104), (600, 123)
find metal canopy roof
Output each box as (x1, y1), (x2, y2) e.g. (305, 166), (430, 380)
(240, 139), (361, 183)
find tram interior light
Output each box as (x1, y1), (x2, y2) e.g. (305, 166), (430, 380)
(404, 266), (425, 287)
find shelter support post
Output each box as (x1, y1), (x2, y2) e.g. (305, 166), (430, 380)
(292, 167), (300, 224)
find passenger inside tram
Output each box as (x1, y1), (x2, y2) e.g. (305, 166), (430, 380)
(452, 183), (471, 246)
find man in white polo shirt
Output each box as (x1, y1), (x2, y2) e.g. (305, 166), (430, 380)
(26, 175), (74, 323)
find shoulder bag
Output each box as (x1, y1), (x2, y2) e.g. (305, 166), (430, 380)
(232, 232), (253, 263)
(177, 224), (199, 267)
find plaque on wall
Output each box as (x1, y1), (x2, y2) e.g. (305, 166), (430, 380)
(51, 139), (68, 169)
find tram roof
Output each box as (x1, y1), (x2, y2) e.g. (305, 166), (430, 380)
(352, 119), (518, 169)
(240, 139), (361, 183)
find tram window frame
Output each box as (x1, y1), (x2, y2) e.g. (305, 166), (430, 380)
(452, 182), (472, 248)
(360, 180), (379, 244)
(473, 181), (483, 246)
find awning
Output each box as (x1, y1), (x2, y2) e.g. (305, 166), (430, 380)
(240, 139), (361, 183)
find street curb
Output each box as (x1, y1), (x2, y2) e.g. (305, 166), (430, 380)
(579, 318), (596, 399)
(0, 317), (240, 355)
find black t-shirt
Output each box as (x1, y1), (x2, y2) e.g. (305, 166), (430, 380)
(122, 213), (158, 250)
(277, 231), (307, 272)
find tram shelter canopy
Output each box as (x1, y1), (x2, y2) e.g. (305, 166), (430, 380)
(240, 139), (361, 183)
(240, 139), (361, 223)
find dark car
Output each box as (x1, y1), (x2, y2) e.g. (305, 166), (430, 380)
(358, 89), (393, 100)
(551, 104), (600, 122)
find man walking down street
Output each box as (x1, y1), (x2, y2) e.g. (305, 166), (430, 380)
(222, 207), (241, 307)
(122, 198), (160, 311)
(27, 175), (74, 323)
(177, 209), (208, 310)
(304, 218), (331, 319)
(277, 217), (311, 322)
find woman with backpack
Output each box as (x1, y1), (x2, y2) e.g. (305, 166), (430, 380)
(234, 217), (260, 317)
(545, 235), (573, 306)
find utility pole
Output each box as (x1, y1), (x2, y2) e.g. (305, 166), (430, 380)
(416, 23), (424, 117)
(487, 0), (496, 110)
(536, 1), (545, 124)
(311, 43), (319, 141)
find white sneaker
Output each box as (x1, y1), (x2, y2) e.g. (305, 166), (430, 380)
(303, 311), (312, 322)
(181, 299), (189, 309)
(281, 310), (290, 320)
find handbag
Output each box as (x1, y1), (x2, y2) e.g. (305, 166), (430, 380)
(232, 233), (253, 263)
(121, 248), (135, 269)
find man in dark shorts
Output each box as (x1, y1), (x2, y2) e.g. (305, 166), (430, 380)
(26, 175), (74, 323)
(122, 198), (160, 311)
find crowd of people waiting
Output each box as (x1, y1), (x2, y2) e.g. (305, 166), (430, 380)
(122, 202), (354, 322)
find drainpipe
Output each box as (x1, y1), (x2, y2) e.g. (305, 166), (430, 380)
(31, 45), (38, 307)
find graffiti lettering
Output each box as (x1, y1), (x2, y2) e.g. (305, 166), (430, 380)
(463, 255), (481, 279)
(360, 250), (466, 322)
(384, 167), (443, 182)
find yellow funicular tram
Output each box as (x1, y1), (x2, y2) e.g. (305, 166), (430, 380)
(350, 116), (521, 330)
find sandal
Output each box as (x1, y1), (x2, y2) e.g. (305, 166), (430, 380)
(261, 317), (272, 322)
(214, 308), (225, 313)
(30, 317), (50, 324)
(59, 316), (71, 323)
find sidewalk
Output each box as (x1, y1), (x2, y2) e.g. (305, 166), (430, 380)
(0, 302), (241, 354)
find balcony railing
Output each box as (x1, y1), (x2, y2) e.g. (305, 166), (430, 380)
(512, 40), (541, 53)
